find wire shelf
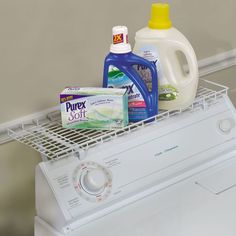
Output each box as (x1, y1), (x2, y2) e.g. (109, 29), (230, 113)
(7, 80), (228, 161)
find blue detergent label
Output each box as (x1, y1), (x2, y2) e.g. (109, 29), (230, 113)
(107, 65), (148, 121)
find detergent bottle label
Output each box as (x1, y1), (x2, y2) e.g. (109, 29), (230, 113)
(107, 65), (148, 121)
(159, 84), (179, 101)
(134, 46), (161, 92)
(135, 46), (179, 101)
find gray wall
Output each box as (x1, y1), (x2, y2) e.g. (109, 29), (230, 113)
(0, 1), (236, 235)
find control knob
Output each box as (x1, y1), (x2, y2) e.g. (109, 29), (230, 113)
(73, 161), (112, 202)
(81, 168), (106, 194)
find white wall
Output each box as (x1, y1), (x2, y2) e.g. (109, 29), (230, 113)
(0, 1), (235, 235)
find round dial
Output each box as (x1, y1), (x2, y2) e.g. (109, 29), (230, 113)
(73, 161), (112, 202)
(81, 168), (107, 194)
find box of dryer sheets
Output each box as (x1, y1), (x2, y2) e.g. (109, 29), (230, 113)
(60, 87), (128, 130)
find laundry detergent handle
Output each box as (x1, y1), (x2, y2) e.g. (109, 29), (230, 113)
(103, 52), (158, 119)
(168, 41), (198, 88)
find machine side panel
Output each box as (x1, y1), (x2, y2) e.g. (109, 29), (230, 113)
(35, 164), (67, 233)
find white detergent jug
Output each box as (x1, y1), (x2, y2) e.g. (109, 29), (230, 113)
(133, 3), (199, 110)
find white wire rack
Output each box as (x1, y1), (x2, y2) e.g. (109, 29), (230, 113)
(6, 80), (228, 161)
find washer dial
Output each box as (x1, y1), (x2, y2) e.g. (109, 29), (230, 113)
(73, 162), (112, 202)
(81, 168), (106, 194)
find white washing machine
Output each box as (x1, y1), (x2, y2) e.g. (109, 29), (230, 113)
(35, 151), (236, 236)
(2, 80), (236, 236)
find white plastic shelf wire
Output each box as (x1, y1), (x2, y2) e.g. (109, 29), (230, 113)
(7, 80), (228, 161)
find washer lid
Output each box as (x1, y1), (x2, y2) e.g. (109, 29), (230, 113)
(196, 155), (236, 194)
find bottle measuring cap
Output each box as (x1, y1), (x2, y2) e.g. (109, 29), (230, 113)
(148, 3), (172, 29)
(110, 26), (132, 54)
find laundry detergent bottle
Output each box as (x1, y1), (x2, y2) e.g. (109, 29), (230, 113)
(103, 26), (158, 122)
(133, 3), (199, 110)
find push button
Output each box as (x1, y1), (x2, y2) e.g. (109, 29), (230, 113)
(219, 119), (234, 133)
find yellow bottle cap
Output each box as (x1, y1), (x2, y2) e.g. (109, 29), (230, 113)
(148, 3), (172, 29)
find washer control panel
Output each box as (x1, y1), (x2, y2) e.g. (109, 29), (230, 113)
(42, 99), (236, 223)
(73, 161), (112, 202)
